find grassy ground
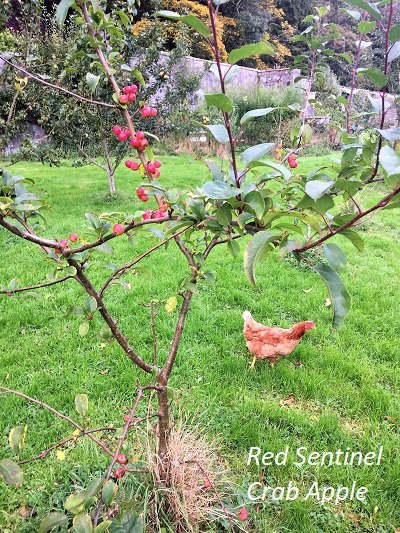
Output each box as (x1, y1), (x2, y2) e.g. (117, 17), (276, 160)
(0, 154), (399, 532)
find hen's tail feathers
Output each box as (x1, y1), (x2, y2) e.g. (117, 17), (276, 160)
(243, 310), (253, 323)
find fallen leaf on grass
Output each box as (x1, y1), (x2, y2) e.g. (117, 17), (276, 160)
(280, 394), (295, 407)
(56, 450), (66, 461)
(325, 298), (331, 307)
(100, 369), (109, 375)
(18, 506), (35, 518)
(302, 288), (313, 293)
(347, 513), (360, 525)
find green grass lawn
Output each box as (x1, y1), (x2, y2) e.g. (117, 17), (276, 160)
(0, 154), (399, 532)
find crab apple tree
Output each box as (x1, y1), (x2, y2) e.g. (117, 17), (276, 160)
(0, 0), (399, 529)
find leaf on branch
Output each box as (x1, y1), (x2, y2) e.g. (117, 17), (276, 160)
(165, 296), (178, 313)
(73, 513), (93, 533)
(241, 143), (274, 165)
(380, 146), (400, 176)
(338, 229), (364, 252)
(240, 107), (275, 125)
(357, 67), (387, 89)
(203, 124), (229, 144)
(389, 24), (400, 41)
(244, 231), (276, 285)
(79, 322), (90, 337)
(204, 93), (233, 113)
(86, 72), (100, 93)
(388, 42), (400, 63)
(75, 394), (89, 417)
(305, 180), (334, 201)
(56, 0), (75, 25)
(203, 181), (240, 199)
(324, 244), (347, 273)
(228, 42), (275, 64)
(154, 11), (211, 37)
(102, 480), (118, 506)
(343, 0), (381, 20)
(39, 512), (69, 533)
(244, 191), (265, 220)
(377, 127), (400, 142)
(0, 458), (23, 487)
(314, 265), (351, 329)
(205, 160), (225, 181)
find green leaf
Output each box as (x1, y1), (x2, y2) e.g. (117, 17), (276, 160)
(389, 24), (400, 41)
(204, 93), (233, 112)
(39, 512), (69, 533)
(244, 191), (265, 219)
(339, 229), (364, 252)
(94, 243), (114, 255)
(102, 480), (118, 506)
(56, 0), (75, 24)
(131, 68), (145, 86)
(380, 146), (400, 176)
(240, 107), (275, 125)
(84, 296), (97, 314)
(65, 492), (86, 514)
(0, 459), (23, 486)
(73, 513), (93, 533)
(228, 42), (275, 64)
(359, 67), (387, 88)
(75, 394), (89, 417)
(86, 72), (100, 93)
(203, 124), (229, 143)
(79, 322), (90, 337)
(344, 0), (381, 20)
(324, 244), (347, 273)
(244, 231), (276, 285)
(180, 15), (211, 37)
(250, 160), (291, 180)
(203, 181), (240, 199)
(388, 41), (400, 63)
(205, 160), (225, 181)
(300, 123), (313, 145)
(377, 126), (400, 141)
(241, 143), (274, 165)
(216, 203), (232, 225)
(8, 425), (27, 453)
(357, 21), (376, 33)
(84, 477), (104, 499)
(154, 11), (211, 37)
(95, 522), (112, 533)
(314, 265), (351, 329)
(227, 239), (240, 258)
(109, 510), (143, 532)
(305, 180), (334, 200)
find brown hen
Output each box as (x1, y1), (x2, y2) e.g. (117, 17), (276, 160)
(243, 311), (315, 368)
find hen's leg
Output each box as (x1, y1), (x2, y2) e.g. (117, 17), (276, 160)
(249, 356), (257, 370)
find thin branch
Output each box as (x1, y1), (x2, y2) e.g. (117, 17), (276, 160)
(294, 184), (400, 252)
(0, 275), (75, 296)
(99, 226), (192, 297)
(0, 54), (116, 109)
(69, 259), (154, 374)
(18, 426), (117, 465)
(93, 385), (155, 527)
(0, 386), (114, 457)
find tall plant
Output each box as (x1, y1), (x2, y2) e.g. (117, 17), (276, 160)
(0, 0), (399, 529)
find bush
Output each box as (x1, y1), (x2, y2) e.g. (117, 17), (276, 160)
(225, 85), (304, 145)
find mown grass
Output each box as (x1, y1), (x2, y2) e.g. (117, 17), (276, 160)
(0, 154), (399, 532)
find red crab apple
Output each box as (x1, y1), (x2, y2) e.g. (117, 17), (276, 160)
(154, 160), (161, 169)
(152, 170), (161, 179)
(142, 209), (152, 220)
(113, 467), (126, 479)
(59, 239), (68, 247)
(112, 125), (121, 136)
(68, 233), (78, 243)
(117, 453), (128, 465)
(289, 159), (298, 168)
(119, 94), (129, 105)
(112, 223), (125, 236)
(238, 508), (249, 521)
(130, 137), (141, 148)
(118, 131), (128, 142)
(136, 131), (145, 140)
(204, 478), (211, 490)
(146, 162), (156, 173)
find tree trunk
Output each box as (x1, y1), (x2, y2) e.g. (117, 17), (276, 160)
(156, 372), (170, 477)
(107, 166), (116, 196)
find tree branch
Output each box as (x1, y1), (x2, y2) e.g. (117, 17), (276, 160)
(69, 259), (154, 374)
(0, 386), (114, 457)
(0, 275), (75, 296)
(0, 54), (116, 109)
